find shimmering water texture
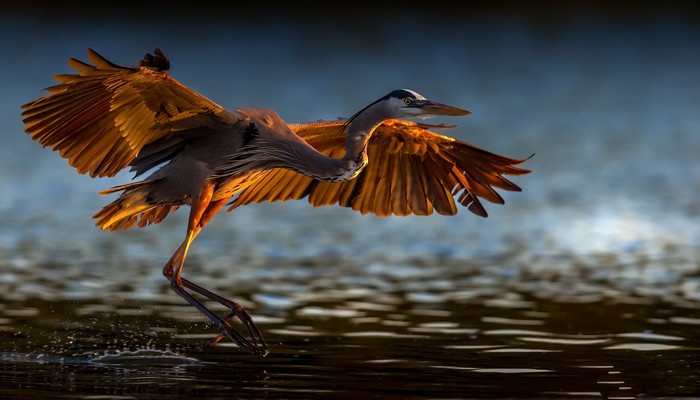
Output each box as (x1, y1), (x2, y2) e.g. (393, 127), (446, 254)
(2, 255), (700, 399)
(2, 5), (700, 400)
(0, 288), (698, 399)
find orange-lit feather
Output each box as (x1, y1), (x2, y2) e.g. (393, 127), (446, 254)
(228, 119), (530, 218)
(21, 48), (235, 178)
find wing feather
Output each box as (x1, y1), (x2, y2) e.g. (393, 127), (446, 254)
(249, 170), (288, 203)
(355, 147), (381, 215)
(335, 169), (361, 208)
(407, 154), (432, 216)
(372, 147), (393, 217)
(422, 153), (458, 215)
(389, 152), (410, 216)
(228, 119), (530, 217)
(22, 48), (238, 177)
(307, 180), (336, 208)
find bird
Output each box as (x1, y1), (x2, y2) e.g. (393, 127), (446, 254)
(21, 48), (531, 356)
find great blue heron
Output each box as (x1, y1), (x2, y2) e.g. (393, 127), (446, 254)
(21, 48), (531, 356)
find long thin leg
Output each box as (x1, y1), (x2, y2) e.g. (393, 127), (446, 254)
(180, 198), (267, 349)
(162, 184), (268, 355)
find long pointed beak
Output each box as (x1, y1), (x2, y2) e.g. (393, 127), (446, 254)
(416, 100), (471, 116)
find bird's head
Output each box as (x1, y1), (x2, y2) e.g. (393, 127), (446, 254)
(341, 89), (471, 143)
(383, 89), (471, 119)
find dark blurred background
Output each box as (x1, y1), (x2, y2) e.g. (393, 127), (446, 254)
(0, 0), (698, 296)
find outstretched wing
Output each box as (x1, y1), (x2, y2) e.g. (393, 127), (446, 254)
(21, 48), (239, 178)
(228, 119), (531, 217)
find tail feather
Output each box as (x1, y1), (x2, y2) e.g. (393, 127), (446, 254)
(94, 179), (179, 231)
(98, 180), (155, 195)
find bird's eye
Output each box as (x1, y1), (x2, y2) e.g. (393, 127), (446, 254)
(403, 98), (412, 105)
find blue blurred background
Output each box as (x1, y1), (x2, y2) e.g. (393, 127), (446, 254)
(0, 1), (699, 299)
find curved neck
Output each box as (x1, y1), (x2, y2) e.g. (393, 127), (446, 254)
(220, 105), (391, 183)
(281, 103), (391, 182)
(286, 117), (375, 182)
(342, 102), (391, 163)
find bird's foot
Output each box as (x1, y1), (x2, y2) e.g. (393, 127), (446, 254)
(206, 304), (269, 356)
(175, 277), (269, 355)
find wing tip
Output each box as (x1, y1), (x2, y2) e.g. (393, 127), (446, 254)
(508, 153), (535, 175)
(87, 48), (130, 71)
(138, 48), (170, 72)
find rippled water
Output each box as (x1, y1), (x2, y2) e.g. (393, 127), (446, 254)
(2, 280), (700, 398)
(1, 4), (700, 399)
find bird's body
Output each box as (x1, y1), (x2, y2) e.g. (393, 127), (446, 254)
(94, 107), (323, 230)
(21, 49), (531, 355)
